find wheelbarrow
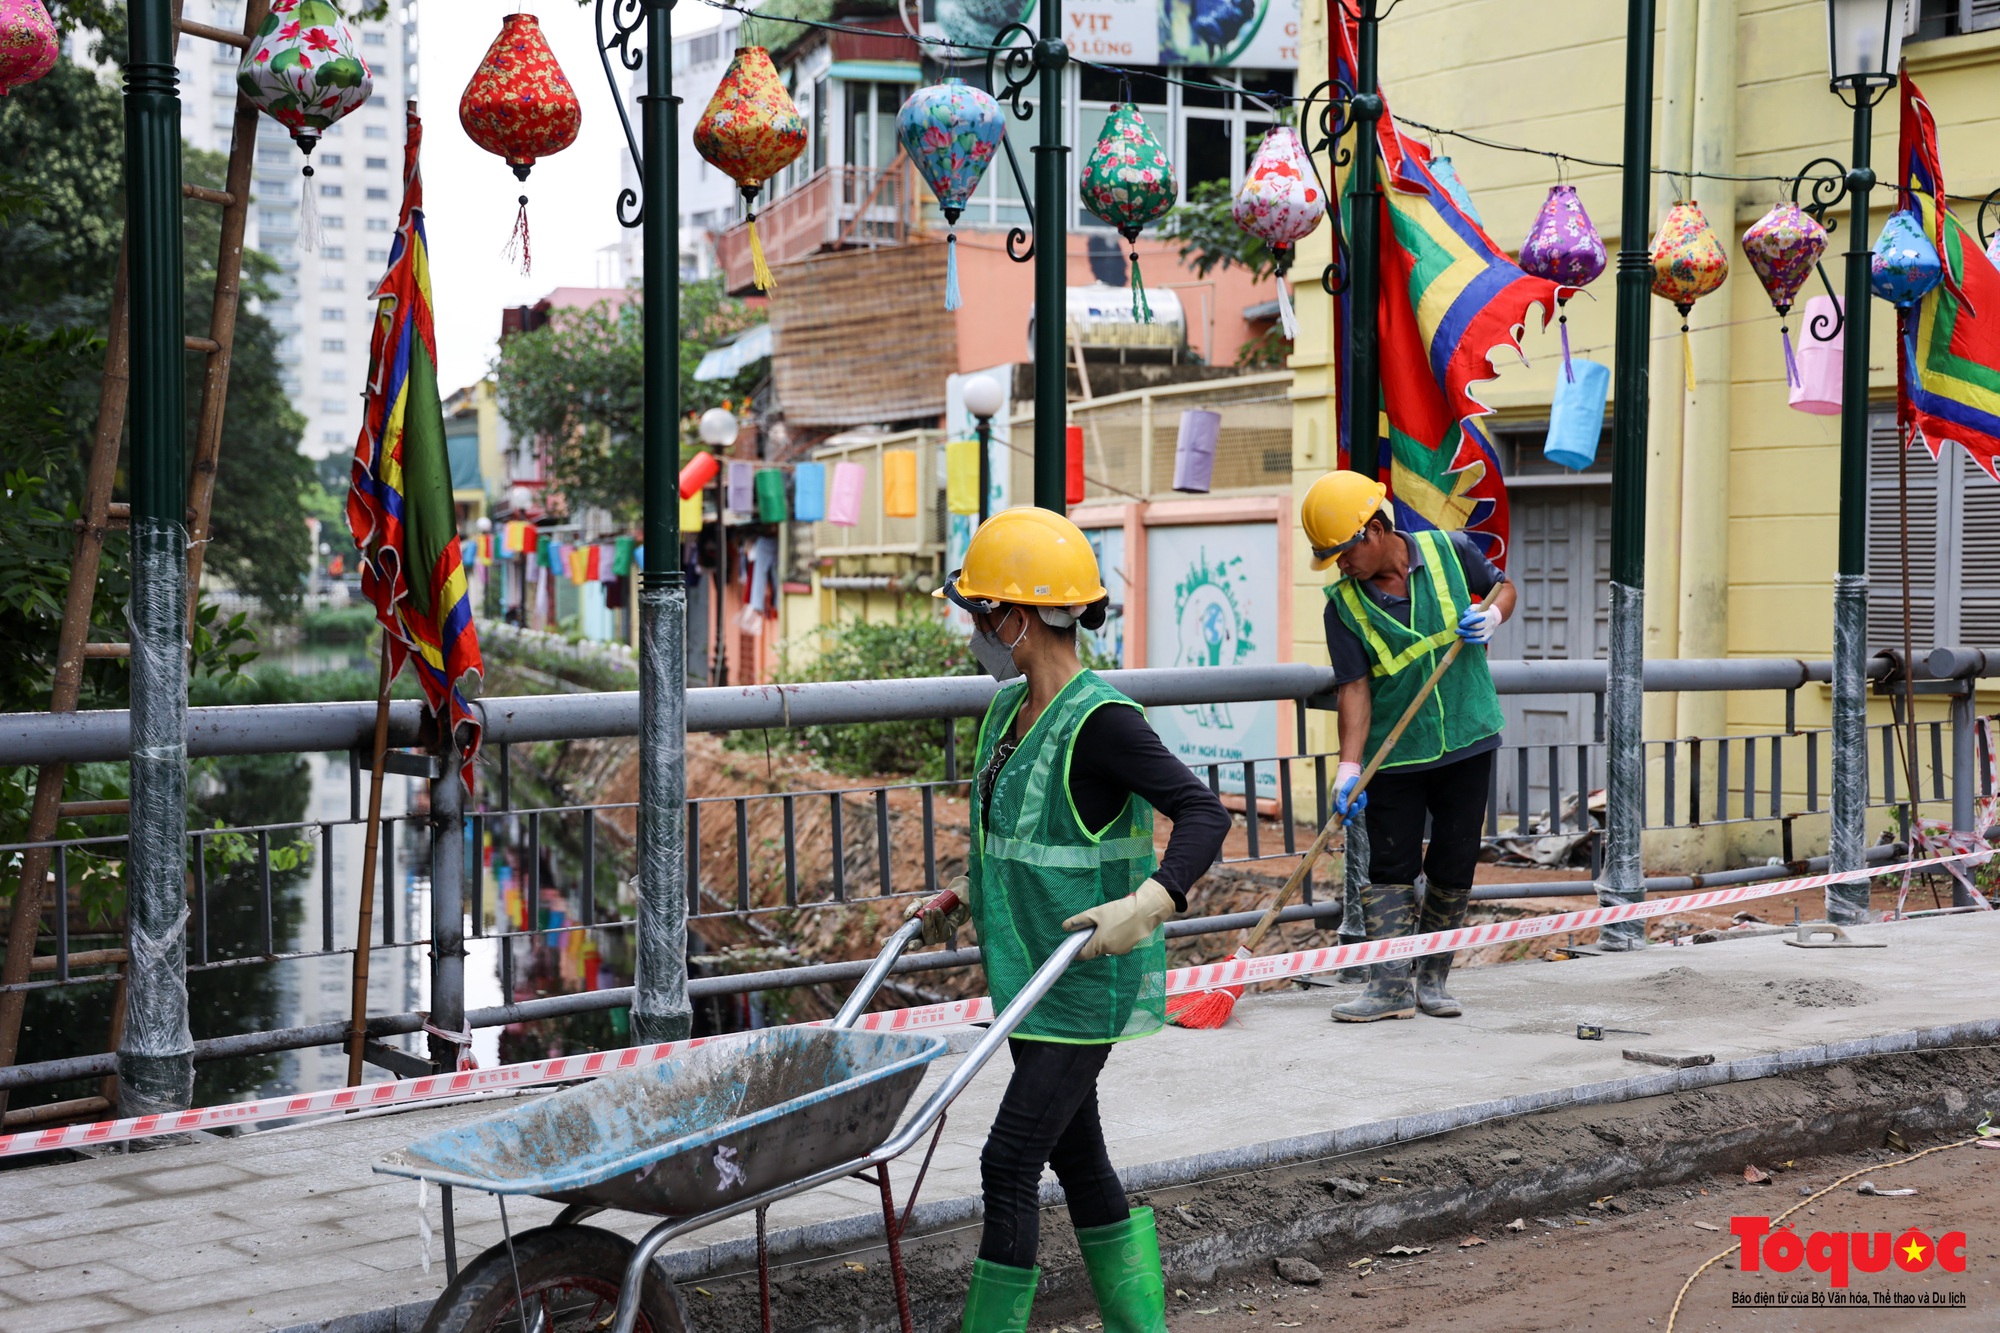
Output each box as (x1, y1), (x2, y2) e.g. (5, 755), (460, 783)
(376, 915), (1096, 1333)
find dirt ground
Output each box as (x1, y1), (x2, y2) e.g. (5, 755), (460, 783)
(1130, 1140), (2000, 1333)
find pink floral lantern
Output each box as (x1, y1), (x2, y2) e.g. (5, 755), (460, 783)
(1740, 202), (1828, 389)
(1231, 127), (1324, 340)
(0, 0), (58, 97)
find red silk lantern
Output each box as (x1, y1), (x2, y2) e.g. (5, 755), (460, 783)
(694, 47), (807, 292)
(1066, 424), (1085, 505)
(679, 449), (721, 500)
(0, 0), (58, 97)
(460, 13), (582, 274)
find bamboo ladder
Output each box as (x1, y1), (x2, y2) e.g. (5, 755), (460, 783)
(0, 0), (272, 1126)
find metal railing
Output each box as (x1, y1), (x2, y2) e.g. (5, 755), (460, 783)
(1, 651), (1995, 1096)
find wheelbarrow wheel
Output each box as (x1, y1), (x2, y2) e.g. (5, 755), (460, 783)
(421, 1223), (690, 1333)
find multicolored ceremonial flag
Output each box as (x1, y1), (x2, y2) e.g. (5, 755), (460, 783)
(345, 106), (483, 783)
(1331, 10), (1559, 564)
(1897, 73), (2000, 484)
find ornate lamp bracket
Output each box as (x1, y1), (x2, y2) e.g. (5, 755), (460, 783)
(1790, 155), (1862, 343)
(985, 21), (1047, 264)
(596, 0), (649, 230)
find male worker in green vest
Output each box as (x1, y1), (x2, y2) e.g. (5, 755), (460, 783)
(1303, 470), (1514, 1022)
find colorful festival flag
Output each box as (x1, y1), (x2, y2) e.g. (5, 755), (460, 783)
(1331, 10), (1558, 563)
(345, 108), (482, 784)
(1897, 74), (2000, 483)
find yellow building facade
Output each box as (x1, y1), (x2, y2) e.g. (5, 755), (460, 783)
(1290, 1), (2000, 868)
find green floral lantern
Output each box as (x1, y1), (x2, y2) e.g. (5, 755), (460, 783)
(237, 0), (372, 248)
(1080, 103), (1177, 321)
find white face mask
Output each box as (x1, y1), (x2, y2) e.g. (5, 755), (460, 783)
(970, 608), (1029, 680)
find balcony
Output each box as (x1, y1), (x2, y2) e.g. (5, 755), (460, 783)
(713, 160), (914, 296)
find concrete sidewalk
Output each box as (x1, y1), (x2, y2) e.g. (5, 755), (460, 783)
(2, 910), (1995, 1332)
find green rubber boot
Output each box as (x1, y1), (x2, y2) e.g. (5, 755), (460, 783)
(960, 1258), (1039, 1333)
(1076, 1207), (1169, 1333)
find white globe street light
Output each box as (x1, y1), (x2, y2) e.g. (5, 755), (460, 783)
(698, 407), (740, 448)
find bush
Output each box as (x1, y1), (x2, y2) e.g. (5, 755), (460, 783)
(740, 611), (979, 779)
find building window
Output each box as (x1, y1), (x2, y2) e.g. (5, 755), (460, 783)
(363, 29), (387, 44)
(324, 123), (343, 137)
(366, 248), (389, 263)
(321, 337), (346, 352)
(365, 124), (388, 139)
(366, 187), (388, 200)
(320, 182), (344, 197)
(320, 275), (345, 290)
(321, 366), (347, 382)
(365, 156), (387, 169)
(366, 217), (390, 231)
(322, 429), (346, 445)
(321, 245), (345, 259)
(322, 215), (347, 229)
(320, 153), (343, 167)
(321, 398), (349, 414)
(320, 307), (345, 321)
(1867, 408), (2000, 650)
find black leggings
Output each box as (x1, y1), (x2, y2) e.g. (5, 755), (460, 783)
(977, 1038), (1129, 1267)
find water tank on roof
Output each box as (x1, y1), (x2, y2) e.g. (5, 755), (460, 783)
(1028, 283), (1187, 361)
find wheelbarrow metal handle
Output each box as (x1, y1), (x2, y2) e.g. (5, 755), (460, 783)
(829, 917), (928, 1031)
(607, 928), (1097, 1333)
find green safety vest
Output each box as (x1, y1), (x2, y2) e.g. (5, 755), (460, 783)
(970, 669), (1165, 1044)
(1326, 528), (1506, 769)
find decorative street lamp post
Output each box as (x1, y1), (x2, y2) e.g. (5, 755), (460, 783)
(599, 0), (692, 1043)
(1787, 0), (1907, 924)
(963, 374), (1006, 525)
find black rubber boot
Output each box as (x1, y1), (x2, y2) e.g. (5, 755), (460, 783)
(1413, 953), (1461, 1017)
(1330, 884), (1417, 1022)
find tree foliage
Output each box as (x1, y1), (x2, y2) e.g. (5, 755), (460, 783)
(494, 279), (763, 520)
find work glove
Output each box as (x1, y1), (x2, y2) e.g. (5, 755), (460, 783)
(904, 876), (972, 946)
(1457, 604), (1501, 645)
(1332, 761), (1368, 817)
(1062, 879), (1176, 961)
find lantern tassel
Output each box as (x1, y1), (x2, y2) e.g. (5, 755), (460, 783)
(503, 194), (532, 276)
(1275, 272), (1298, 341)
(1559, 310), (1574, 382)
(747, 213), (776, 292)
(1681, 321), (1696, 393)
(1129, 247), (1153, 324)
(944, 232), (962, 312)
(1780, 322), (1800, 388)
(300, 164), (319, 253)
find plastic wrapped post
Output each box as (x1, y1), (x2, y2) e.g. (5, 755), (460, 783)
(1826, 573), (1870, 924)
(1596, 579), (1647, 949)
(121, 517), (195, 1115)
(635, 574), (693, 1042)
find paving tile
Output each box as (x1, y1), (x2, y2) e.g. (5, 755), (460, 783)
(0, 1261), (138, 1304)
(120, 1162), (264, 1197)
(113, 1255), (383, 1317)
(0, 1293), (141, 1332)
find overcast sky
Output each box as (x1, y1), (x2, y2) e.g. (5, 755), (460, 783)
(420, 3), (724, 392)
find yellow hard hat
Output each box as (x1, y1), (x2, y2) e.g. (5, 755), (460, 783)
(1301, 470), (1390, 571)
(934, 507), (1107, 610)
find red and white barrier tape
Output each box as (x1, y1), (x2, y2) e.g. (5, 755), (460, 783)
(2, 850), (1985, 1159)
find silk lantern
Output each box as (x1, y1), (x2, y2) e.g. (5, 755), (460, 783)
(1172, 409), (1221, 493)
(680, 491), (704, 533)
(725, 460), (755, 514)
(679, 449), (721, 499)
(694, 47), (807, 292)
(1518, 185), (1607, 382)
(1080, 104), (1177, 322)
(1649, 200), (1729, 392)
(898, 80), (1005, 312)
(753, 468), (788, 523)
(1430, 156), (1483, 227)
(1065, 424), (1086, 505)
(1789, 295), (1843, 415)
(1740, 202), (1828, 389)
(237, 0), (373, 248)
(1232, 127), (1323, 340)
(0, 0), (58, 97)
(946, 439), (982, 515)
(1543, 358), (1610, 470)
(1870, 209), (1942, 308)
(792, 461), (827, 523)
(883, 450), (919, 519)
(460, 13), (583, 275)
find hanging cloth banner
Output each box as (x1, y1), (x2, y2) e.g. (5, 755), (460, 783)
(754, 468), (789, 523)
(1897, 73), (2000, 483)
(1065, 424), (1086, 506)
(1330, 10), (1556, 566)
(612, 535), (635, 577)
(726, 460), (755, 513)
(827, 461), (866, 526)
(946, 439), (982, 514)
(680, 491), (705, 533)
(793, 461), (827, 522)
(883, 449), (919, 518)
(1172, 409), (1220, 493)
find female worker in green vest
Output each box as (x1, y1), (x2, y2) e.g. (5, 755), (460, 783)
(1302, 470), (1514, 1022)
(905, 506), (1229, 1333)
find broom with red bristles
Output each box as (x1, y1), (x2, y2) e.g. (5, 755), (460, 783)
(1165, 586), (1500, 1030)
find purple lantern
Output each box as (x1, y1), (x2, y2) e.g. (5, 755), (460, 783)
(1518, 185), (1607, 381)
